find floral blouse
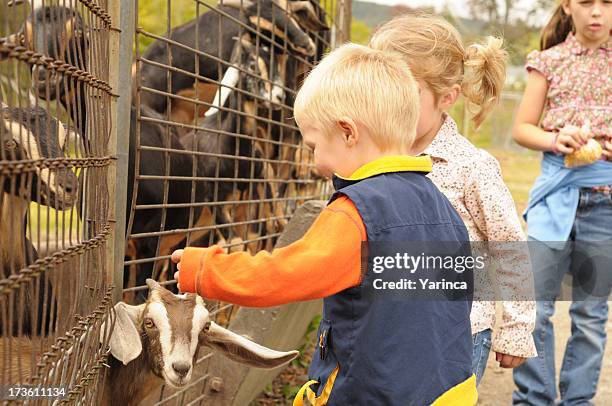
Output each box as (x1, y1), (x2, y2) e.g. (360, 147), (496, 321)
(526, 33), (612, 139)
(424, 115), (537, 358)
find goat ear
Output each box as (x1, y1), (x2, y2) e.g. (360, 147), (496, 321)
(199, 321), (299, 369)
(100, 302), (145, 365)
(239, 36), (255, 53)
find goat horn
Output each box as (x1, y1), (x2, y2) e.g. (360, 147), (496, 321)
(204, 67), (240, 118)
(145, 278), (162, 291)
(222, 0), (254, 9)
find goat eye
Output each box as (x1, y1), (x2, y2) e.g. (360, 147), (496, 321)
(144, 318), (155, 329)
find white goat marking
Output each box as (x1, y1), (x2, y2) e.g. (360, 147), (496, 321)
(204, 67), (240, 118)
(191, 296), (209, 355)
(146, 300), (172, 361)
(57, 123), (68, 150)
(2, 117), (59, 197)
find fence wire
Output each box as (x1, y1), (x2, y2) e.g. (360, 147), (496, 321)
(129, 0), (346, 403)
(0, 0), (114, 403)
(1, 0), (349, 404)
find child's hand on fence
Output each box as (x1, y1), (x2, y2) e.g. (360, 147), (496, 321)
(495, 352), (526, 368)
(171, 249), (184, 291)
(553, 125), (591, 155)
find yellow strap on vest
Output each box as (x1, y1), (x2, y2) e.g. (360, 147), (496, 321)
(293, 380), (319, 406)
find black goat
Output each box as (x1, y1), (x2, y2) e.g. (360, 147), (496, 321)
(137, 0), (328, 119)
(179, 38), (288, 253)
(1, 105), (79, 336)
(0, 6), (195, 302)
(0, 6), (90, 152)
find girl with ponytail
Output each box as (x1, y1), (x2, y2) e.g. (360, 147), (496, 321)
(511, 1), (612, 404)
(370, 13), (537, 386)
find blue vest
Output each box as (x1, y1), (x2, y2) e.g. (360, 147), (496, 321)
(306, 157), (475, 405)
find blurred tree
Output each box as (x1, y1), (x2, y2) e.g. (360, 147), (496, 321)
(502, 0), (513, 27)
(468, 0), (500, 25)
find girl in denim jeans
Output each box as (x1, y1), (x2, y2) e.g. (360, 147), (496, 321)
(511, 1), (612, 404)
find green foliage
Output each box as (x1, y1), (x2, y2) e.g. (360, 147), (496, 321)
(282, 384), (301, 399)
(291, 313), (321, 369)
(137, 0), (217, 53)
(350, 18), (371, 45)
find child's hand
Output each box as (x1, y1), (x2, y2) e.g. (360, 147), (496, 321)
(554, 125), (591, 155)
(495, 352), (526, 368)
(171, 249), (184, 291)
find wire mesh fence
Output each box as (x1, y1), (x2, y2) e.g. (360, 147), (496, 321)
(1, 0), (349, 403)
(128, 0), (347, 403)
(0, 0), (115, 403)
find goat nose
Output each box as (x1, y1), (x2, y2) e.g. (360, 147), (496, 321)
(172, 362), (191, 378)
(59, 172), (78, 195)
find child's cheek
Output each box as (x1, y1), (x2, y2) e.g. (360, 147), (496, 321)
(313, 151), (333, 178)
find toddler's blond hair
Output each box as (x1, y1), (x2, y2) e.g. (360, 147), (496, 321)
(370, 13), (507, 128)
(294, 43), (419, 152)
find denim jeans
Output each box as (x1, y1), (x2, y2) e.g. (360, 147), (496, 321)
(472, 328), (492, 386)
(513, 188), (612, 406)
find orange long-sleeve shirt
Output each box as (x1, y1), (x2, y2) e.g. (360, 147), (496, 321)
(178, 196), (366, 307)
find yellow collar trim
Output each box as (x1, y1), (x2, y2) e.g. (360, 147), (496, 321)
(336, 155), (432, 181)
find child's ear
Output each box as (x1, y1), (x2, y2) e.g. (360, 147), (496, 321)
(336, 117), (359, 147)
(438, 84), (461, 110)
(561, 0), (571, 16)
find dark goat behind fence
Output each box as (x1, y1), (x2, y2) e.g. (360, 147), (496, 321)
(1, 105), (79, 336)
(0, 5), (94, 154)
(1, 0), (113, 401)
(137, 0), (328, 119)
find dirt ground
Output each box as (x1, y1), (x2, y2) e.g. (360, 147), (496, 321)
(477, 301), (612, 405)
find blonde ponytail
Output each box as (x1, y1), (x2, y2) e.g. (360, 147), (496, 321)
(370, 13), (508, 129)
(462, 37), (507, 128)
